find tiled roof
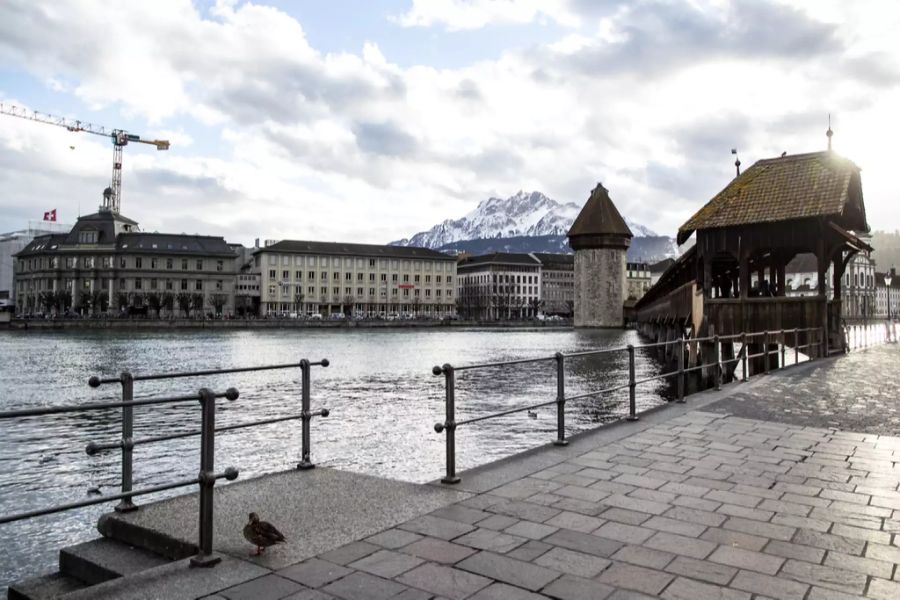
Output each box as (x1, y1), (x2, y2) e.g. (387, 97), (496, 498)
(678, 151), (867, 244)
(568, 184), (633, 239)
(458, 252), (541, 267)
(530, 252), (574, 267)
(257, 240), (455, 261)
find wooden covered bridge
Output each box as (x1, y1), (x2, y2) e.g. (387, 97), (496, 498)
(634, 150), (872, 378)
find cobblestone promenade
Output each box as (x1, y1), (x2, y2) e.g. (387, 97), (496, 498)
(207, 346), (900, 600)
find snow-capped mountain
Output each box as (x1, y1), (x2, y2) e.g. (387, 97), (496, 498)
(390, 190), (675, 260)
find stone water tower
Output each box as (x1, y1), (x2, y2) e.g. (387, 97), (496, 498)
(567, 183), (632, 327)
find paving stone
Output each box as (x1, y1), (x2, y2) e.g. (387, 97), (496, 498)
(601, 494), (670, 515)
(821, 551), (893, 578)
(318, 542), (381, 566)
(555, 485), (611, 503)
(392, 589), (432, 600)
(829, 523), (891, 545)
(220, 575), (305, 600)
(535, 546), (611, 578)
(283, 589), (335, 600)
(599, 508), (652, 525)
(399, 515), (477, 541)
(780, 492), (830, 508)
(613, 473), (667, 490)
(593, 522), (654, 545)
(716, 503), (775, 522)
(456, 551), (561, 591)
(806, 586), (870, 600)
(661, 577), (750, 600)
(542, 528), (623, 558)
(553, 497), (607, 516)
(606, 590), (656, 600)
(705, 490), (762, 508)
(722, 517), (795, 541)
(644, 531), (716, 559)
(476, 539), (539, 565)
(729, 570), (809, 600)
(477, 514), (521, 531)
(349, 549), (425, 579)
(468, 582), (548, 600)
(868, 578), (900, 600)
(545, 510), (606, 533)
(865, 542), (900, 564)
(671, 494), (722, 512)
(401, 537), (477, 565)
(660, 481), (711, 498)
(596, 562), (674, 596)
(540, 574), (615, 600)
(770, 513), (831, 532)
(642, 515), (707, 537)
(488, 500), (561, 523)
(757, 499), (813, 516)
(699, 527), (768, 551)
(762, 540), (825, 563)
(430, 505), (494, 525)
(492, 479), (564, 501)
(503, 520), (558, 540)
(708, 546), (784, 575)
(525, 492), (564, 507)
(278, 559), (354, 588)
(454, 528), (528, 553)
(664, 506), (726, 527)
(664, 556), (737, 585)
(779, 559), (867, 595)
(397, 563), (492, 600)
(322, 572), (409, 600)
(792, 530), (865, 556)
(610, 545), (675, 570)
(365, 529), (424, 550)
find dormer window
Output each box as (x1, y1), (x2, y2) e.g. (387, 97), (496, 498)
(78, 230), (98, 244)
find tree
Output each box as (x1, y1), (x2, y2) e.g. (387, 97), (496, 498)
(528, 298), (544, 319)
(412, 295), (422, 317)
(191, 292), (205, 316)
(454, 296), (466, 319)
(565, 300), (574, 318)
(208, 292), (228, 316)
(54, 289), (72, 313)
(91, 290), (109, 314)
(342, 294), (355, 316)
(116, 291), (130, 313)
(161, 292), (175, 317)
(130, 291), (145, 308)
(38, 290), (55, 314)
(145, 292), (162, 317)
(176, 292), (192, 317)
(294, 291), (305, 315)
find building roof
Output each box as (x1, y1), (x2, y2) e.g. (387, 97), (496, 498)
(649, 258), (676, 274)
(568, 183), (633, 245)
(785, 253), (819, 274)
(117, 233), (235, 256)
(458, 252), (541, 268)
(530, 252), (574, 268)
(256, 239), (455, 261)
(62, 210), (140, 246)
(876, 272), (900, 289)
(678, 151), (868, 245)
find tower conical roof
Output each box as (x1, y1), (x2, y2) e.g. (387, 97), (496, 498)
(567, 183), (632, 249)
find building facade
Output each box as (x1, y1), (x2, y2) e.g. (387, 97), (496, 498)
(254, 240), (457, 317)
(785, 250), (877, 319)
(1, 222), (70, 309)
(876, 268), (899, 320)
(531, 253), (573, 316)
(13, 210), (239, 317)
(626, 262), (651, 301)
(456, 253), (542, 320)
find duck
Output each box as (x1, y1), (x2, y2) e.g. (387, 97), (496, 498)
(243, 512), (286, 556)
(527, 410), (538, 419)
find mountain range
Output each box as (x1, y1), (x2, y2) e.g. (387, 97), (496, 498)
(389, 190), (679, 263)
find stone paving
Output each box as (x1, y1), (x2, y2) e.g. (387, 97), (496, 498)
(704, 345), (900, 435)
(195, 346), (900, 600)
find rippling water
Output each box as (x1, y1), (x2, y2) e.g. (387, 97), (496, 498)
(0, 327), (671, 586)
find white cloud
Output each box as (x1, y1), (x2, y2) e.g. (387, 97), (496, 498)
(0, 0), (899, 247)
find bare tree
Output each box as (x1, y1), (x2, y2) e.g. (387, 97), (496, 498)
(342, 294), (356, 316)
(176, 292), (192, 317)
(208, 292), (228, 316)
(145, 292), (162, 317)
(161, 292), (175, 317)
(191, 292), (205, 317)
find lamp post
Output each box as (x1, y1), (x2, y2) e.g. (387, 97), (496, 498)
(886, 269), (894, 343)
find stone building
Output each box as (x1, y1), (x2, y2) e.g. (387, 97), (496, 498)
(567, 184), (633, 327)
(13, 209), (239, 317)
(785, 249), (877, 319)
(1, 222), (69, 309)
(456, 253), (542, 320)
(254, 240), (457, 317)
(876, 268), (899, 319)
(531, 253), (574, 316)
(626, 262), (651, 301)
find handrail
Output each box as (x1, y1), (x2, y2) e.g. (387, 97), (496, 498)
(432, 325), (835, 483)
(0, 389), (238, 420)
(88, 359), (330, 386)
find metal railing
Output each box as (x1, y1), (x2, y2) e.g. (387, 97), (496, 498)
(432, 327), (823, 484)
(0, 357), (330, 568)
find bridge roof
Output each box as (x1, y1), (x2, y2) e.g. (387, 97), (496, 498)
(678, 151), (868, 245)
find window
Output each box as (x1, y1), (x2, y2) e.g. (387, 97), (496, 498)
(447, 276), (452, 284)
(321, 287), (327, 295)
(333, 272), (340, 280)
(182, 259), (188, 270)
(135, 279), (143, 290)
(195, 280), (203, 291)
(403, 289), (409, 297)
(166, 258), (173, 270)
(216, 280), (223, 291)
(308, 286), (315, 294)
(268, 255), (277, 265)
(166, 280), (173, 290)
(380, 274), (387, 281)
(436, 275), (442, 283)
(134, 257), (142, 269)
(150, 279), (158, 290)
(320, 272), (327, 280)
(403, 274), (409, 282)
(392, 288), (398, 296)
(345, 287), (352, 295)
(346, 272), (352, 281)
(78, 230), (98, 244)
(217, 260), (223, 272)
(392, 274), (398, 282)
(369, 288), (375, 295)
(333, 287), (339, 295)
(296, 271), (302, 280)
(181, 280), (188, 290)
(369, 259), (376, 267)
(269, 270), (276, 279)
(282, 256), (290, 265)
(196, 259), (203, 270)
(357, 287), (363, 295)
(425, 289), (431, 297)
(118, 257), (126, 268)
(414, 275), (420, 283)
(282, 270), (289, 280)
(357, 273), (363, 281)
(436, 289), (442, 297)
(425, 275), (431, 283)
(369, 273), (375, 281)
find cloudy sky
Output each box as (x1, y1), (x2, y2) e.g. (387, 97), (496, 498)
(1, 0), (898, 246)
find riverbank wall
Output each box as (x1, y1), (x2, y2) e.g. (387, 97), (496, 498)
(6, 318), (574, 331)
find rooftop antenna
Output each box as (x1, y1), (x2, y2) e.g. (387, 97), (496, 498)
(826, 113), (833, 151)
(731, 148), (741, 177)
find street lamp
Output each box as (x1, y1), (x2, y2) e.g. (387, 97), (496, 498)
(886, 269), (894, 342)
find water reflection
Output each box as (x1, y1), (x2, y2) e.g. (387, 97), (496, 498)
(0, 327), (672, 586)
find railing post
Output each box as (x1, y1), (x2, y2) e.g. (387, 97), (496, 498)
(191, 388), (220, 568)
(553, 353), (568, 446)
(779, 329), (785, 368)
(713, 335), (721, 390)
(794, 328), (799, 365)
(435, 364), (460, 484)
(741, 332), (748, 381)
(677, 336), (685, 403)
(115, 371), (137, 513)
(627, 345), (638, 421)
(763, 331), (770, 374)
(298, 359), (314, 470)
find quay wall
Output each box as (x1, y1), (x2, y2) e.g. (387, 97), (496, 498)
(6, 318), (573, 331)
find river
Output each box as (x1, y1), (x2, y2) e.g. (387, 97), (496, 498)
(0, 326), (672, 587)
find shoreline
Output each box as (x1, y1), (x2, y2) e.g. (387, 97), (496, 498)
(5, 318), (575, 331)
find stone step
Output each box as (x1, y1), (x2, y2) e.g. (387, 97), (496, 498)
(58, 538), (170, 586)
(6, 572), (88, 600)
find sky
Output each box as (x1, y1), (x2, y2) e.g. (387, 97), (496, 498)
(1, 0), (899, 246)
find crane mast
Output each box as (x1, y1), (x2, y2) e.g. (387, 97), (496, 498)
(0, 103), (169, 215)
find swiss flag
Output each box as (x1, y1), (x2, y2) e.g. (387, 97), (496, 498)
(43, 209), (57, 222)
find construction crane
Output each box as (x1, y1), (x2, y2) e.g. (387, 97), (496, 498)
(0, 103), (169, 215)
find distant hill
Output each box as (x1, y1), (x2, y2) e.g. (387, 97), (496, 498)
(872, 230), (900, 271)
(391, 190), (680, 263)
